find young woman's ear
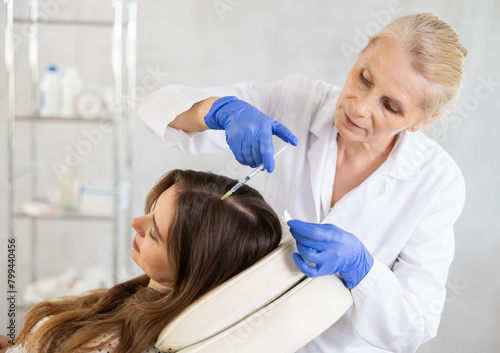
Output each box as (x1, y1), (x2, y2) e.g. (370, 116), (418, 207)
(407, 113), (442, 132)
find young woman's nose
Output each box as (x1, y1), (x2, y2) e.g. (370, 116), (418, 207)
(131, 215), (148, 237)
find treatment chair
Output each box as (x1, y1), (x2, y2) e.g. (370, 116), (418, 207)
(155, 230), (353, 352)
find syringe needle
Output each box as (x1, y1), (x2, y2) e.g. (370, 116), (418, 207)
(221, 144), (291, 200)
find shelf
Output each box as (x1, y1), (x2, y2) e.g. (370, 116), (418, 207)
(15, 115), (114, 124)
(13, 17), (116, 28)
(5, 0), (137, 290)
(14, 212), (114, 222)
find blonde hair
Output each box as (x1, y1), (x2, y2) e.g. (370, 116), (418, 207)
(365, 13), (467, 118)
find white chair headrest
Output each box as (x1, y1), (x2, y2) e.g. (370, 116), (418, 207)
(155, 237), (353, 352)
(156, 240), (303, 350)
(178, 275), (352, 353)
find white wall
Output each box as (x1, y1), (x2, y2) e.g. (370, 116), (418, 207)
(0, 0), (499, 351)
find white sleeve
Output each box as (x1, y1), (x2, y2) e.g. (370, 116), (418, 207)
(137, 74), (339, 155)
(137, 84), (229, 154)
(350, 172), (466, 353)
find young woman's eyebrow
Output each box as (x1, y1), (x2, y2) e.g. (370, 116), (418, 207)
(152, 215), (164, 242)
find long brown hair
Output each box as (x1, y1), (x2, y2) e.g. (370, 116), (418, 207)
(17, 170), (282, 353)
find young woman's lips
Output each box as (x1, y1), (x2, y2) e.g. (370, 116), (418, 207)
(345, 113), (362, 129)
(133, 238), (140, 252)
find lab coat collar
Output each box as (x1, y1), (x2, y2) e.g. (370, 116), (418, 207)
(309, 127), (424, 221)
(309, 94), (338, 138)
(307, 121), (336, 222)
(386, 130), (424, 181)
(327, 126), (390, 216)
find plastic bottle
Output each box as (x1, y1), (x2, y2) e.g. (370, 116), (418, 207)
(60, 151), (86, 212)
(60, 67), (84, 118)
(40, 65), (60, 117)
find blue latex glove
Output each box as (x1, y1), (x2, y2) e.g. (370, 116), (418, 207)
(288, 219), (374, 289)
(204, 96), (298, 172)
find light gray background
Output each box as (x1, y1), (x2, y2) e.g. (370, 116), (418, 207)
(0, 0), (499, 352)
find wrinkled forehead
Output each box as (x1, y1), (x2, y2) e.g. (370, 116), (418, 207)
(358, 38), (430, 116)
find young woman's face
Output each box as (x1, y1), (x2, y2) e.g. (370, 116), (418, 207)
(131, 185), (177, 291)
(335, 38), (433, 145)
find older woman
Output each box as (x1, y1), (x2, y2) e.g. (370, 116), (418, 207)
(138, 13), (467, 353)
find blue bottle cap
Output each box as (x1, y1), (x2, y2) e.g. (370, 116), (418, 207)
(47, 65), (58, 72)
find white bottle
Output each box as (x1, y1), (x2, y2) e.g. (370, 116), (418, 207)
(60, 154), (86, 212)
(40, 65), (60, 117)
(60, 67), (84, 118)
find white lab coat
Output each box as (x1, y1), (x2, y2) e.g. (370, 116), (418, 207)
(137, 74), (466, 353)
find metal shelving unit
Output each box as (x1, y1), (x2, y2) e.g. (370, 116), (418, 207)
(4, 0), (137, 303)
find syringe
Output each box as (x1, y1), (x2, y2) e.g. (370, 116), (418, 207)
(221, 144), (291, 200)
